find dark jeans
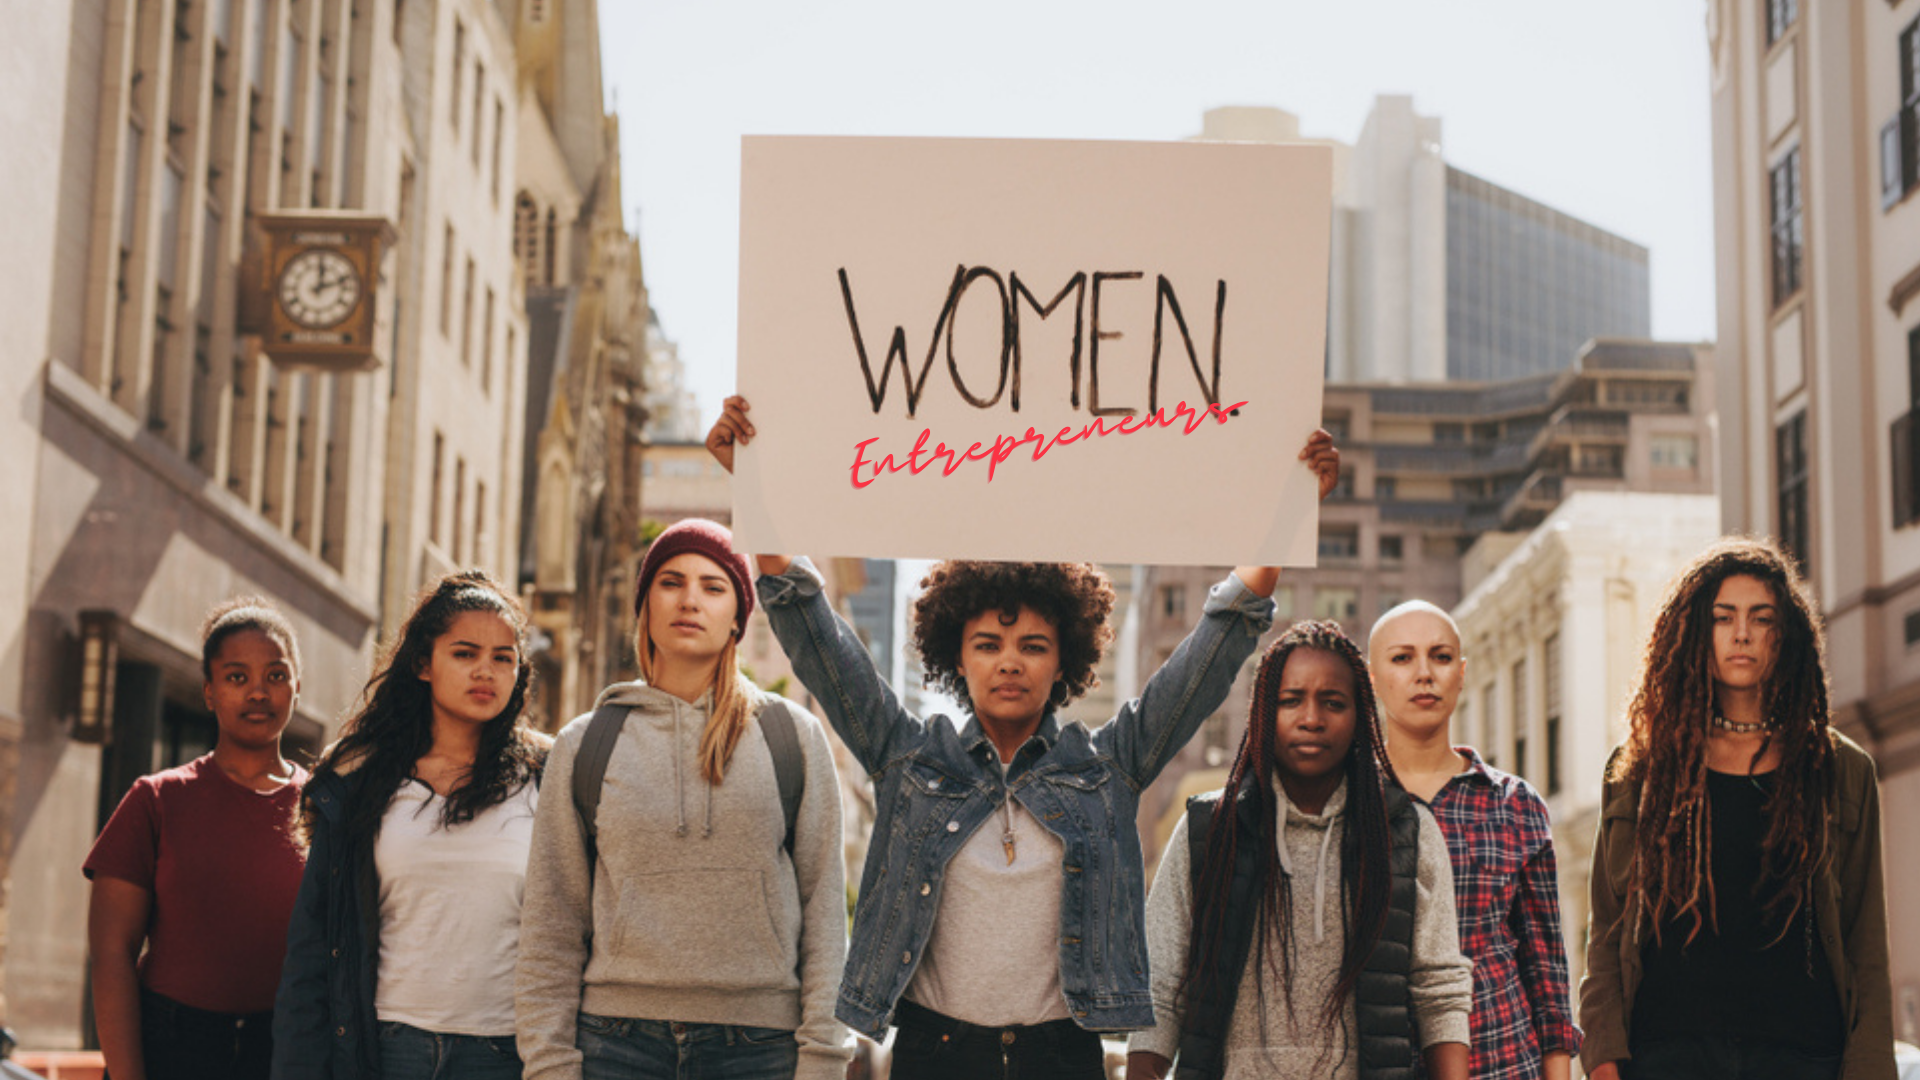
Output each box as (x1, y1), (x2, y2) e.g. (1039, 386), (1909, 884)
(378, 1020), (522, 1080)
(575, 1012), (799, 1080)
(137, 987), (272, 1080)
(1627, 1034), (1843, 1080)
(889, 999), (1105, 1080)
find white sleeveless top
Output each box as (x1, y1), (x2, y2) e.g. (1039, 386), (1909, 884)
(373, 778), (538, 1034)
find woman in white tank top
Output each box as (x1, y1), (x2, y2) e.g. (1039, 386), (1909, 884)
(273, 570), (551, 1080)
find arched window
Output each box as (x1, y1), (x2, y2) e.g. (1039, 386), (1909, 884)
(514, 192), (541, 284)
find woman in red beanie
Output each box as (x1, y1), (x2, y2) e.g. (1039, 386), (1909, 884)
(516, 519), (850, 1080)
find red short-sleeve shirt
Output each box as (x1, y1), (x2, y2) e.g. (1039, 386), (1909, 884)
(84, 754), (309, 1014)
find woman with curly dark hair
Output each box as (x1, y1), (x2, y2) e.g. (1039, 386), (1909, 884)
(707, 395), (1338, 1080)
(1126, 622), (1471, 1080)
(273, 570), (550, 1080)
(1578, 538), (1894, 1080)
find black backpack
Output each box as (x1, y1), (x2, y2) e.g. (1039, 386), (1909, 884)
(570, 697), (805, 882)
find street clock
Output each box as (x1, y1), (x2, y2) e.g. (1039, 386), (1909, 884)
(254, 211), (395, 372)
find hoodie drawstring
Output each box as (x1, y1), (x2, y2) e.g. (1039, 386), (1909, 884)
(1312, 820), (1336, 943)
(672, 702), (689, 838)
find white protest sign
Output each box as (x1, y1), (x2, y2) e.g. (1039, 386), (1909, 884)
(734, 135), (1330, 565)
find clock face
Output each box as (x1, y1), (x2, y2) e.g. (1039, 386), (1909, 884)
(277, 249), (362, 330)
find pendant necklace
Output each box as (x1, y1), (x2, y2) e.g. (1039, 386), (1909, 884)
(1002, 788), (1018, 866)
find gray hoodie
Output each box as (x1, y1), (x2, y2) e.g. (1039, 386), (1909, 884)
(515, 681), (848, 1080)
(1129, 777), (1472, 1079)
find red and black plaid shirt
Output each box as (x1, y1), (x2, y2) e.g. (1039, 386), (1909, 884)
(1421, 746), (1582, 1080)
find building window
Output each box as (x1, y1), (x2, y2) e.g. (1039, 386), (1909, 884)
(1888, 18), (1920, 210)
(430, 430), (444, 545)
(481, 287), (495, 392)
(1322, 413), (1350, 441)
(1764, 0), (1797, 47)
(1328, 471), (1355, 500)
(491, 97), (505, 200)
(440, 223), (455, 336)
(1777, 411), (1809, 569)
(1379, 534), (1404, 562)
(461, 256), (475, 365)
(1895, 327), (1920, 528)
(1318, 526), (1359, 560)
(1434, 421), (1465, 444)
(1161, 584), (1185, 620)
(1375, 476), (1397, 501)
(1543, 632), (1562, 796)
(471, 62), (486, 166)
(1770, 148), (1804, 308)
(452, 457), (466, 563)
(1312, 587), (1358, 622)
(450, 18), (464, 132)
(1649, 434), (1698, 470)
(474, 480), (488, 568)
(1510, 657), (1530, 781)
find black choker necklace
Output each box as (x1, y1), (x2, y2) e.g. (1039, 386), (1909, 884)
(1710, 714), (1774, 735)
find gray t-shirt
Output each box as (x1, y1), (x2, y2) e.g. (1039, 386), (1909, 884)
(904, 753), (1072, 1025)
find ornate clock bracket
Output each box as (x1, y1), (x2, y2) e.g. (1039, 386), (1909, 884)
(246, 210), (398, 374)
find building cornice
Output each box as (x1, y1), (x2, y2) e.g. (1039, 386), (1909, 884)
(42, 359), (381, 627)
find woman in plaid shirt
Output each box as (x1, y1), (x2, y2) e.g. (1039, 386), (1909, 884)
(1369, 601), (1582, 1080)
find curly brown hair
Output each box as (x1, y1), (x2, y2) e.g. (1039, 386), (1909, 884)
(1612, 537), (1832, 946)
(911, 561), (1115, 713)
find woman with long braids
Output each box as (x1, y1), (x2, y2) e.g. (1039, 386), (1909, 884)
(1127, 621), (1472, 1080)
(1578, 539), (1893, 1080)
(273, 570), (549, 1080)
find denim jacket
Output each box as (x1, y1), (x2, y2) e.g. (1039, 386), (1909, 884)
(758, 559), (1274, 1037)
(272, 770), (381, 1080)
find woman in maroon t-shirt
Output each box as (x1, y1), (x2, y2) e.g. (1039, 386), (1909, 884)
(84, 597), (309, 1080)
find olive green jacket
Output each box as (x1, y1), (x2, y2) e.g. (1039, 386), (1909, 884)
(1577, 730), (1894, 1080)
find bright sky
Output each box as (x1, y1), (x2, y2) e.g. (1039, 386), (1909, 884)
(599, 0), (1714, 427)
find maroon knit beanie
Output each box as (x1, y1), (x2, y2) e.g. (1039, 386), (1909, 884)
(634, 518), (755, 635)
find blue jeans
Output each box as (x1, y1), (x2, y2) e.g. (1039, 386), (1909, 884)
(378, 1020), (522, 1080)
(576, 1012), (799, 1080)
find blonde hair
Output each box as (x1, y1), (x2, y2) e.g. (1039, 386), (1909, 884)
(634, 595), (757, 785)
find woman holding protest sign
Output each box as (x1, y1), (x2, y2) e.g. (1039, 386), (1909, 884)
(1367, 601), (1580, 1080)
(514, 517), (848, 1080)
(706, 394), (1339, 1080)
(1578, 540), (1893, 1080)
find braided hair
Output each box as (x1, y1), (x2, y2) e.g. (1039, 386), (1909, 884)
(299, 569), (543, 851)
(1178, 620), (1402, 1065)
(1613, 537), (1832, 946)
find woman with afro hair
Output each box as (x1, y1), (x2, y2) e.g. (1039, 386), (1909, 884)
(708, 395), (1339, 1080)
(1578, 539), (1894, 1080)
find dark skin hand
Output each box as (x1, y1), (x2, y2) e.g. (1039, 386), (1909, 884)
(705, 394), (1342, 500)
(89, 876), (154, 1080)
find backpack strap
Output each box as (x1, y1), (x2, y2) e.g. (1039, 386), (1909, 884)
(1187, 794), (1216, 891)
(571, 698), (808, 882)
(571, 702), (630, 884)
(758, 698), (805, 856)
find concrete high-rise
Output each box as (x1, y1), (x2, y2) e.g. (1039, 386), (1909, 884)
(1198, 98), (1651, 384)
